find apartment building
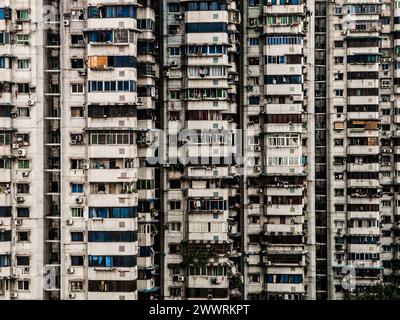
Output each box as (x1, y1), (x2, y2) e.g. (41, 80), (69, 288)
(326, 0), (386, 299)
(160, 0), (241, 300)
(1, 0), (400, 301)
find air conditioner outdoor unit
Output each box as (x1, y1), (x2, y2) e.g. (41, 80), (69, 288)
(27, 99), (35, 106)
(15, 219), (23, 226)
(254, 166), (261, 172)
(17, 197), (25, 203)
(136, 97), (143, 105)
(22, 171), (30, 178)
(64, 20), (70, 26)
(15, 24), (23, 31)
(75, 197), (84, 204)
(177, 276), (185, 282)
(83, 163), (90, 170)
(254, 146), (261, 152)
(69, 293), (76, 299)
(67, 267), (75, 274)
(10, 292), (18, 299)
(17, 149), (26, 157)
(66, 219), (74, 226)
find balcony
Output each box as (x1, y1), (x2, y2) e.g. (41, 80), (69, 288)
(187, 275), (229, 289)
(88, 169), (136, 183)
(264, 283), (304, 293)
(88, 193), (138, 207)
(347, 145), (380, 155)
(264, 204), (303, 216)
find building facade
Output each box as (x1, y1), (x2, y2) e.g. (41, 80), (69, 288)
(0, 0), (399, 300)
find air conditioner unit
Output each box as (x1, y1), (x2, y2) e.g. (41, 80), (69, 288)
(136, 97), (143, 105)
(83, 163), (90, 170)
(12, 143), (20, 149)
(175, 14), (183, 20)
(265, 261), (272, 266)
(27, 99), (35, 106)
(254, 166), (261, 172)
(22, 171), (30, 178)
(15, 24), (23, 31)
(66, 219), (74, 226)
(69, 293), (76, 299)
(175, 276), (185, 282)
(64, 20), (70, 26)
(15, 219), (23, 226)
(254, 146), (261, 152)
(75, 197), (84, 204)
(10, 292), (18, 299)
(171, 61), (178, 67)
(17, 197), (25, 204)
(207, 294), (213, 300)
(0, 221), (3, 226)
(17, 149), (26, 157)
(67, 267), (75, 274)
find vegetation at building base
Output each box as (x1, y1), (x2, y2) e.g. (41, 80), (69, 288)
(344, 283), (400, 300)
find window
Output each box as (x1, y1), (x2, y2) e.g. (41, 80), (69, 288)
(17, 83), (30, 94)
(16, 34), (29, 45)
(17, 232), (29, 242)
(71, 106), (84, 117)
(70, 280), (83, 292)
(18, 160), (30, 169)
(88, 231), (137, 242)
(89, 207), (137, 219)
(71, 232), (84, 242)
(169, 222), (181, 232)
(17, 59), (30, 70)
(71, 208), (84, 218)
(169, 47), (180, 56)
(17, 280), (29, 291)
(16, 10), (30, 21)
(71, 83), (84, 94)
(71, 255), (84, 266)
(71, 58), (84, 69)
(16, 256), (30, 266)
(169, 179), (181, 189)
(71, 183), (83, 193)
(17, 183), (29, 194)
(170, 201), (181, 210)
(0, 158), (11, 169)
(0, 255), (10, 267)
(71, 34), (84, 45)
(88, 255), (137, 268)
(0, 207), (11, 218)
(170, 90), (180, 100)
(17, 107), (30, 117)
(17, 207), (29, 217)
